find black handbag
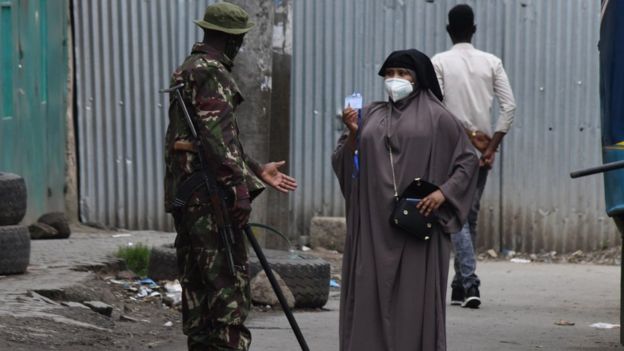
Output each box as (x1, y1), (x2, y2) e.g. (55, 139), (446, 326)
(390, 178), (439, 240)
(386, 134), (438, 240)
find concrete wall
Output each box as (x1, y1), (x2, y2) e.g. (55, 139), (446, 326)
(266, 0), (294, 249)
(230, 0), (294, 249)
(228, 0), (274, 233)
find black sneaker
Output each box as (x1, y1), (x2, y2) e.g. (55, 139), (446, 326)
(462, 286), (481, 309)
(451, 287), (464, 306)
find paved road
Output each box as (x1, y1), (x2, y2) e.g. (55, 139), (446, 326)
(2, 229), (622, 350)
(154, 261), (623, 351)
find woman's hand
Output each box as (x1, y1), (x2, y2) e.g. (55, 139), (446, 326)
(416, 190), (446, 217)
(342, 107), (358, 134)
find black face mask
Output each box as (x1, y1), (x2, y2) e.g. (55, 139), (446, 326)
(224, 36), (244, 61)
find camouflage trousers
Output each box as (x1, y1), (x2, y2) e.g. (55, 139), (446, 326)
(174, 207), (251, 351)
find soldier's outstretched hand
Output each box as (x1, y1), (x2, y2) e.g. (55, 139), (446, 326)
(259, 161), (298, 193)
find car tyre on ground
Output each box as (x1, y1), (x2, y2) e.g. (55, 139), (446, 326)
(0, 226), (31, 275)
(147, 245), (331, 308)
(0, 172), (27, 226)
(248, 249), (330, 309)
(37, 212), (71, 239)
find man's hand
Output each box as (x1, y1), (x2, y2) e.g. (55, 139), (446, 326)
(479, 132), (505, 169)
(469, 130), (491, 153)
(342, 107), (358, 134)
(416, 190), (446, 217)
(259, 161), (298, 193)
(481, 149), (496, 169)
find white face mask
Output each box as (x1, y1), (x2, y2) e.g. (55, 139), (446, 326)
(384, 78), (414, 102)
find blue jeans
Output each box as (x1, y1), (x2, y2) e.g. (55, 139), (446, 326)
(451, 167), (488, 291)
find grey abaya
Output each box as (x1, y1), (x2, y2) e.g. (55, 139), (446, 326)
(332, 90), (479, 351)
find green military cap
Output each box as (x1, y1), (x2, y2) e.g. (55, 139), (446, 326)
(194, 2), (254, 35)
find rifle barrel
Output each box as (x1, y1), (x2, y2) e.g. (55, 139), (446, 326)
(159, 83), (185, 93)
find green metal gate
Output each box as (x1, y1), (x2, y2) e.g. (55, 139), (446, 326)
(0, 0), (69, 223)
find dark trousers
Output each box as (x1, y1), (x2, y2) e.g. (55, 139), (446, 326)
(451, 166), (489, 290)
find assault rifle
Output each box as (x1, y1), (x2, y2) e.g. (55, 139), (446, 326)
(161, 83), (236, 275)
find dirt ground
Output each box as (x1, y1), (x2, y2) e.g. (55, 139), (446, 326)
(0, 274), (183, 351)
(0, 247), (344, 351)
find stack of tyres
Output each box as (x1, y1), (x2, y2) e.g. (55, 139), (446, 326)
(0, 173), (30, 275)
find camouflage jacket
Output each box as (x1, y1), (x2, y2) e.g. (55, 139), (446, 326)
(164, 42), (265, 213)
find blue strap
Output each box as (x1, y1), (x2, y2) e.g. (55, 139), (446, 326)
(352, 109), (362, 179)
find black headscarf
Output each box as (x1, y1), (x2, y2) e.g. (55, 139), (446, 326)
(378, 49), (444, 102)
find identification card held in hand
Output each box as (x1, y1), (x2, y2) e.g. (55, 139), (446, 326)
(344, 92), (363, 110)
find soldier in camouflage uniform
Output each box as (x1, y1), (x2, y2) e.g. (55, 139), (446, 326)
(164, 3), (298, 350)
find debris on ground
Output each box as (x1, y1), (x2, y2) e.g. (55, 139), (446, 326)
(83, 301), (114, 317)
(554, 320), (575, 326)
(27, 291), (60, 305)
(501, 249), (516, 258)
(487, 249), (498, 258)
(510, 258), (531, 264)
(119, 314), (141, 323)
(140, 278), (159, 289)
(61, 301), (90, 309)
(163, 280), (183, 307)
(477, 246), (621, 266)
(104, 276), (181, 307)
(590, 323), (621, 329)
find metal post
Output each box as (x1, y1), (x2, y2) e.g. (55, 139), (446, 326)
(243, 225), (310, 351)
(570, 160), (624, 179)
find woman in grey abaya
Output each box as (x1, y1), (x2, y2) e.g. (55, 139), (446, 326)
(332, 49), (479, 351)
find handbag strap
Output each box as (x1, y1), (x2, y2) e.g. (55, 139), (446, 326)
(387, 140), (399, 198)
(385, 105), (399, 199)
(385, 100), (436, 199)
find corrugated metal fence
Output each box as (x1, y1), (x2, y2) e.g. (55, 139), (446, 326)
(73, 0), (216, 230)
(291, 0), (616, 252)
